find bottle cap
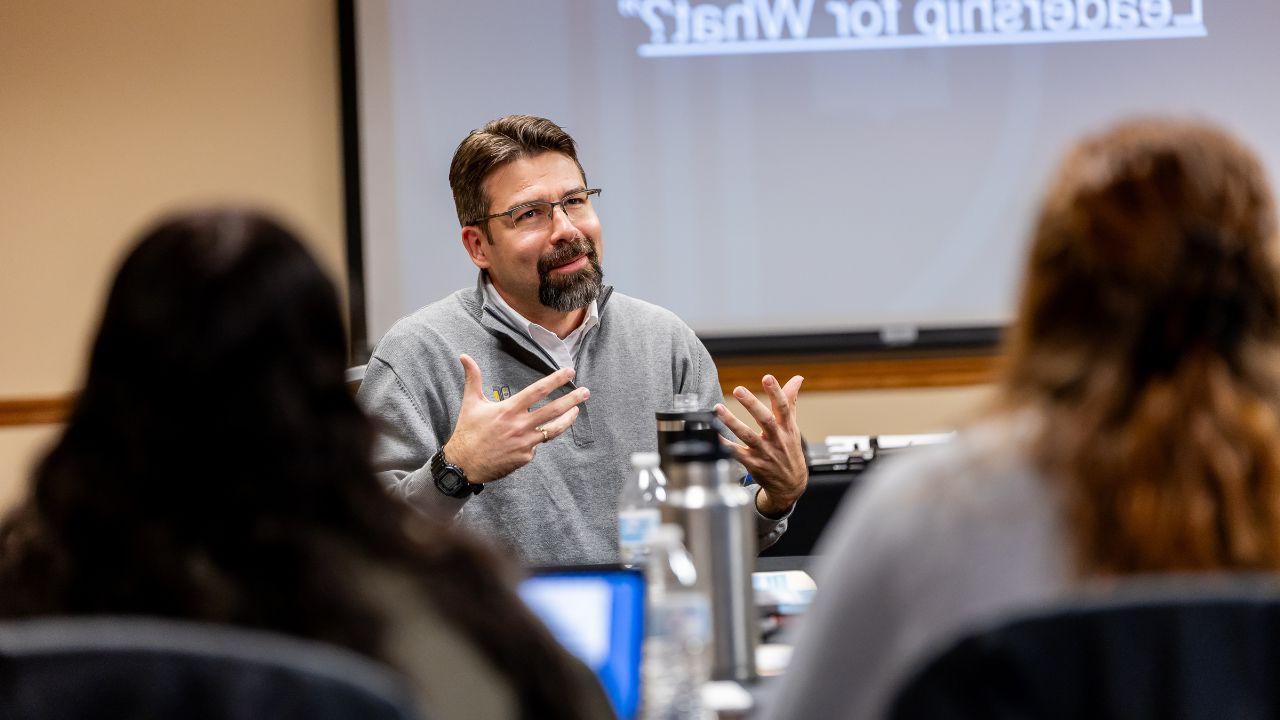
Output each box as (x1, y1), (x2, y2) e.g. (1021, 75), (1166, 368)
(651, 523), (684, 544)
(629, 451), (660, 468)
(672, 393), (701, 412)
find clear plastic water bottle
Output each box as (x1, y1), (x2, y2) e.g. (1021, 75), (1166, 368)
(671, 393), (701, 412)
(619, 451), (666, 567)
(643, 524), (711, 720)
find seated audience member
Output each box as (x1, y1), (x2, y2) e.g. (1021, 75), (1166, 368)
(0, 209), (613, 720)
(765, 119), (1280, 720)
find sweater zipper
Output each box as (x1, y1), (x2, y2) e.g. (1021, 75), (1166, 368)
(482, 307), (569, 382)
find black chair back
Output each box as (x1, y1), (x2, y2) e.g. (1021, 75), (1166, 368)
(890, 587), (1280, 720)
(0, 617), (424, 720)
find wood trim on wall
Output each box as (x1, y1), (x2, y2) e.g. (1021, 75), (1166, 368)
(714, 352), (1001, 394)
(0, 396), (74, 427)
(0, 353), (1001, 428)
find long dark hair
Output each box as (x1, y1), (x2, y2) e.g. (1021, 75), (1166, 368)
(1002, 119), (1280, 574)
(0, 209), (598, 719)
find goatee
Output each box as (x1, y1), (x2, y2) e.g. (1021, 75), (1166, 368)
(537, 237), (603, 312)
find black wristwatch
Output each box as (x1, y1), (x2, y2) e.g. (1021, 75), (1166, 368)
(430, 447), (482, 498)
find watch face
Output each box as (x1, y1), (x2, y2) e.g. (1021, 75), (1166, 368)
(436, 469), (466, 496)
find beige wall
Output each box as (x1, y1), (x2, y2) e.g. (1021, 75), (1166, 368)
(0, 0), (995, 515)
(793, 384), (992, 437)
(0, 0), (344, 509)
(0, 0), (345, 398)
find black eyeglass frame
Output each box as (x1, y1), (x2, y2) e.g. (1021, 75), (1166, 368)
(467, 188), (602, 228)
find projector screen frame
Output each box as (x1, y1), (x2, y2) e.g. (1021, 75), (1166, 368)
(334, 0), (1005, 385)
(338, 0), (369, 365)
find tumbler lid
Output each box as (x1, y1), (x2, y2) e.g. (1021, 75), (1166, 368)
(665, 438), (730, 463)
(655, 409), (718, 422)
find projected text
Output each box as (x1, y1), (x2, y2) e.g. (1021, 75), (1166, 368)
(618, 0), (1207, 57)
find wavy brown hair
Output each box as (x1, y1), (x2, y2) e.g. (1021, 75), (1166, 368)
(1002, 119), (1280, 575)
(0, 209), (604, 719)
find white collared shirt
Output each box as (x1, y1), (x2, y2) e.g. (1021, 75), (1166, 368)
(483, 279), (600, 370)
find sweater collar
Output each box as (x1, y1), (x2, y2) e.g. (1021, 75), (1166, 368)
(463, 271), (612, 377)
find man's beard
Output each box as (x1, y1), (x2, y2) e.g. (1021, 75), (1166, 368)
(537, 236), (604, 312)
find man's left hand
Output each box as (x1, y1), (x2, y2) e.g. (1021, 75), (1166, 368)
(715, 374), (808, 519)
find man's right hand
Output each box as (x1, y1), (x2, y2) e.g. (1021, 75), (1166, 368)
(442, 354), (589, 485)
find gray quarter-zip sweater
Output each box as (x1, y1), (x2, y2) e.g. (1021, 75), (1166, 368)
(358, 276), (789, 566)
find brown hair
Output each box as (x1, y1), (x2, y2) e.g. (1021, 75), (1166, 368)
(448, 115), (587, 231)
(1002, 118), (1280, 575)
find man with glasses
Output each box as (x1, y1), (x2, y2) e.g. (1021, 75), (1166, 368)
(358, 115), (807, 566)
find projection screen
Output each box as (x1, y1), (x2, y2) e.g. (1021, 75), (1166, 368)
(350, 0), (1279, 353)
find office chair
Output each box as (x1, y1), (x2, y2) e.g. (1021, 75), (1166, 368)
(0, 616), (424, 720)
(890, 581), (1280, 720)
(346, 365), (367, 393)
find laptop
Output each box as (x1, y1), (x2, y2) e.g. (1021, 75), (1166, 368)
(519, 565), (646, 720)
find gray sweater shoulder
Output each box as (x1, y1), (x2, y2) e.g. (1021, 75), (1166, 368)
(602, 291), (709, 356)
(605, 291), (697, 333)
(370, 290), (476, 364)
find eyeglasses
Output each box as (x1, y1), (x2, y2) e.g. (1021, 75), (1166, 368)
(470, 188), (602, 232)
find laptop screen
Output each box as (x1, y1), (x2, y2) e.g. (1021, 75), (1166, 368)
(519, 566), (646, 720)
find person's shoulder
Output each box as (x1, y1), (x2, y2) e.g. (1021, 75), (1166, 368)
(604, 290), (699, 341)
(386, 288), (476, 335)
(893, 416), (1017, 474)
(371, 289), (477, 361)
(817, 414), (1050, 556)
(348, 556), (522, 720)
(605, 289), (687, 325)
(791, 413), (1066, 720)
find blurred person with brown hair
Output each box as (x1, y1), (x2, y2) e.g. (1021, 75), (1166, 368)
(0, 209), (614, 720)
(764, 118), (1280, 720)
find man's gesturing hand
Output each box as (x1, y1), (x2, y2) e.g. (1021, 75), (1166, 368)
(714, 374), (808, 518)
(442, 354), (589, 485)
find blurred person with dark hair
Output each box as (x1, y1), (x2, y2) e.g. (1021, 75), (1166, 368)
(765, 119), (1280, 720)
(0, 209), (614, 720)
